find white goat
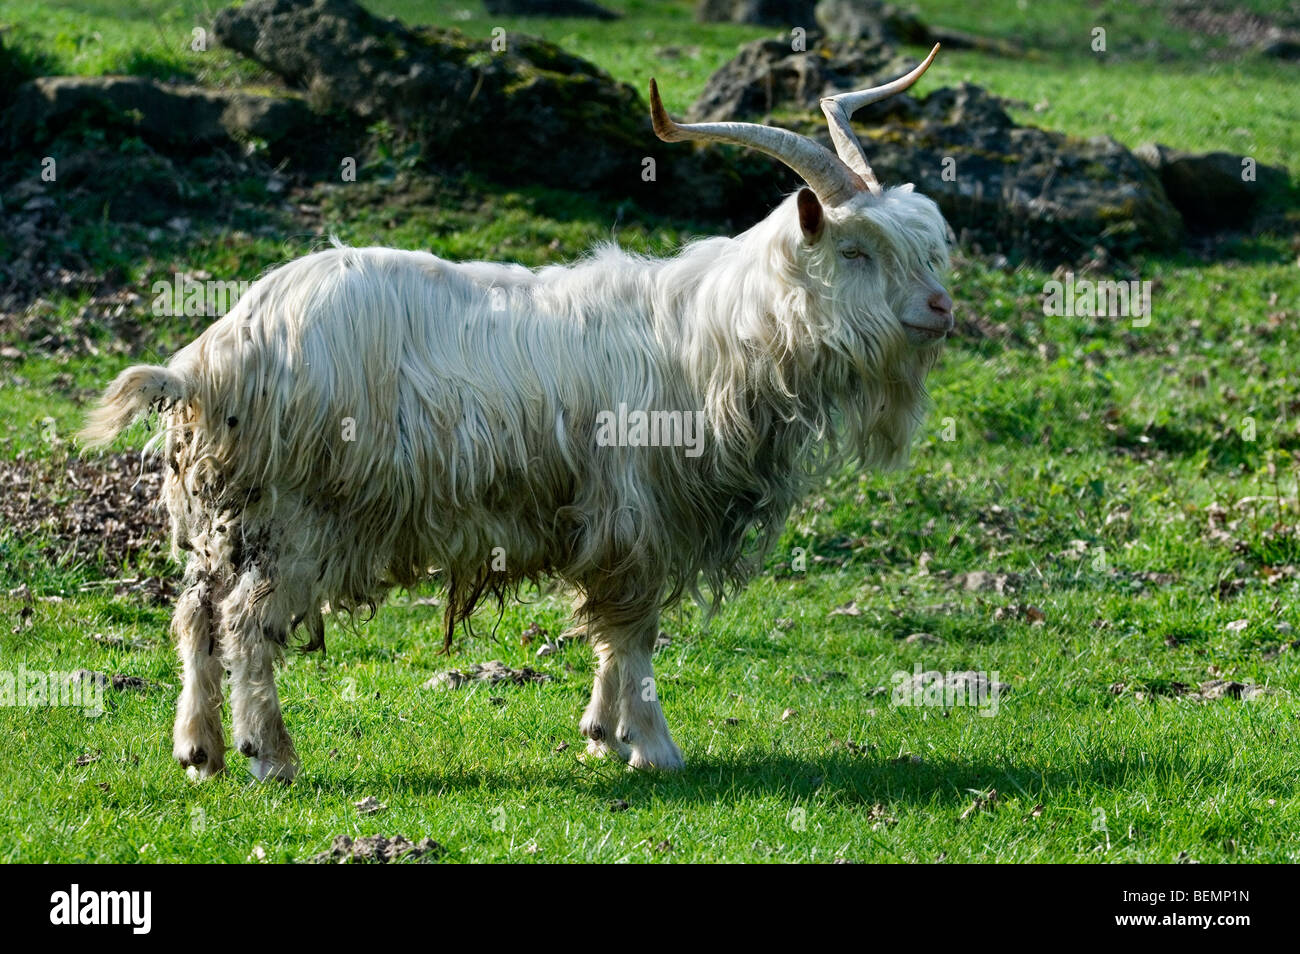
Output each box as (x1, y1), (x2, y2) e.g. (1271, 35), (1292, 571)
(82, 47), (954, 779)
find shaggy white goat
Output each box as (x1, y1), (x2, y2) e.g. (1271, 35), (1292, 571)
(82, 47), (954, 779)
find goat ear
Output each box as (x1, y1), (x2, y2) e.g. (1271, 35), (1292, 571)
(796, 188), (824, 242)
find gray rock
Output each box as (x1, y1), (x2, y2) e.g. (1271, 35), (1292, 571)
(687, 34), (910, 122)
(862, 84), (1183, 257)
(814, 0), (1019, 54)
(814, 0), (928, 45)
(1135, 142), (1290, 228)
(696, 0), (816, 26)
(214, 0), (782, 221)
(214, 0), (643, 191)
(1259, 35), (1300, 59)
(7, 75), (316, 150)
(689, 38), (1185, 258)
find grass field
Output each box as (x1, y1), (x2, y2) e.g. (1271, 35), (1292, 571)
(0, 0), (1297, 863)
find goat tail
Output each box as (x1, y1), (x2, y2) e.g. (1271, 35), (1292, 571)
(79, 363), (194, 448)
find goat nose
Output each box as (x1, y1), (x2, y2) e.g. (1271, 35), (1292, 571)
(928, 290), (953, 316)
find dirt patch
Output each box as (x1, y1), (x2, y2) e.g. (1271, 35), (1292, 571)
(951, 570), (1022, 594)
(892, 670), (1011, 700)
(1163, 2), (1297, 49)
(1110, 678), (1277, 702)
(0, 146), (291, 315)
(69, 669), (159, 692)
(422, 659), (555, 689)
(992, 603), (1046, 624)
(0, 286), (152, 362)
(0, 451), (172, 593)
(305, 834), (444, 864)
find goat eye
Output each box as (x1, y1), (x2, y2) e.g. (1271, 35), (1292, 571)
(841, 248), (867, 260)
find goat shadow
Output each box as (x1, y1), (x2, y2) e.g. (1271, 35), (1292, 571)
(295, 747), (1267, 810)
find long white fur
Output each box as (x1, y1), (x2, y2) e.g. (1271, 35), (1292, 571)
(81, 185), (951, 777)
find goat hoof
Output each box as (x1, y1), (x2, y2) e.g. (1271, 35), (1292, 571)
(175, 743), (220, 771)
(583, 723), (605, 742)
(176, 747), (206, 768)
(181, 755), (225, 781)
(628, 737), (685, 772)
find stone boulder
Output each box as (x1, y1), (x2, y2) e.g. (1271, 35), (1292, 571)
(687, 35), (913, 122)
(848, 83), (1185, 257)
(813, 0), (1020, 54)
(1260, 35), (1300, 59)
(689, 40), (1185, 258)
(7, 76), (317, 152)
(696, 0), (816, 27)
(213, 0), (779, 221)
(483, 0), (620, 19)
(814, 0), (927, 45)
(1135, 142), (1290, 228)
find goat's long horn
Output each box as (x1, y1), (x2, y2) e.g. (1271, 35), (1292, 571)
(649, 78), (866, 207)
(820, 43), (940, 195)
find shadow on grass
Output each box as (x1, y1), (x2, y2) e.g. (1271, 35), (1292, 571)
(288, 746), (1266, 809)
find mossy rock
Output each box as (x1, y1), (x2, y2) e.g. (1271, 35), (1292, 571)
(693, 44), (1185, 261)
(212, 0), (778, 223)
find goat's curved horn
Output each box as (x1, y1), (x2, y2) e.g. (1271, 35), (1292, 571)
(820, 43), (940, 195)
(649, 78), (866, 207)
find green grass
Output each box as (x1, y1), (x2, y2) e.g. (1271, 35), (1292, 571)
(4, 530), (1298, 863)
(0, 0), (1297, 862)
